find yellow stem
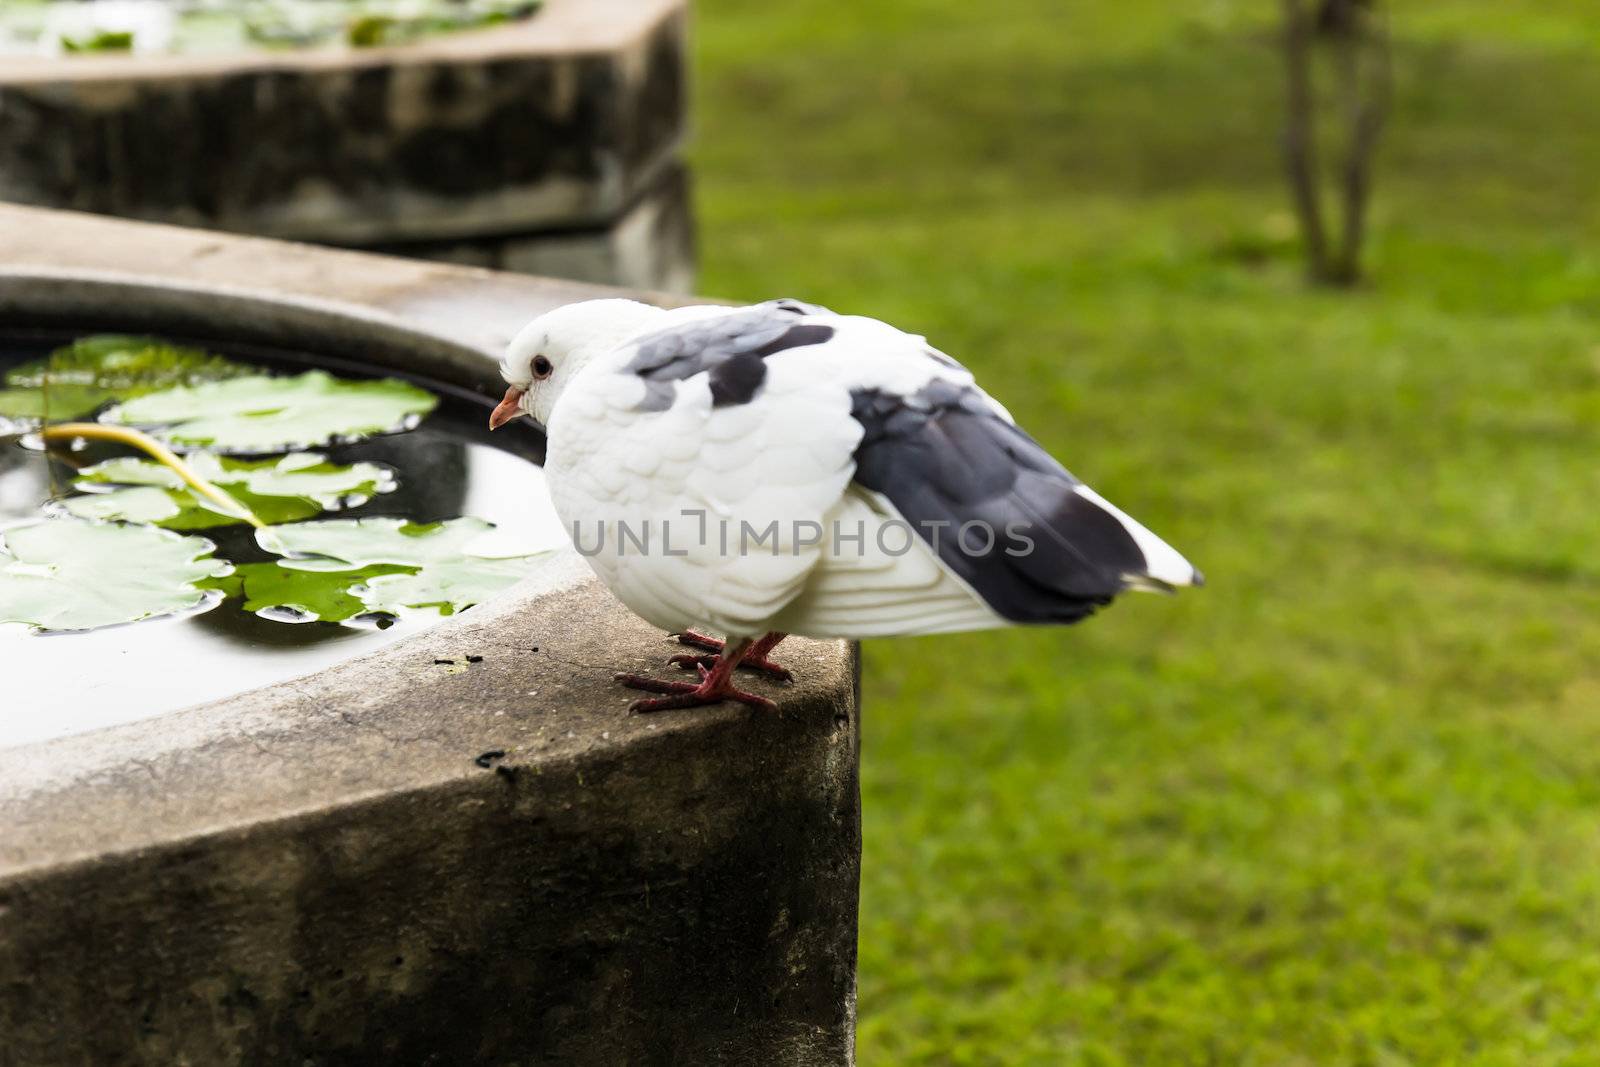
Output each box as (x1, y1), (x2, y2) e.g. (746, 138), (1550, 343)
(40, 422), (266, 531)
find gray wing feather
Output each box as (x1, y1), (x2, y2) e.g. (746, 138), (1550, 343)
(624, 299), (836, 411)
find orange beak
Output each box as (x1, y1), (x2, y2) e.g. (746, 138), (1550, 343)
(489, 385), (526, 431)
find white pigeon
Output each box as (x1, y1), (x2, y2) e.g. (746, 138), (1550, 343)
(491, 297), (1201, 712)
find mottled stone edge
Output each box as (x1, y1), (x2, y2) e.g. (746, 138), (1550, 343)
(364, 160), (697, 292)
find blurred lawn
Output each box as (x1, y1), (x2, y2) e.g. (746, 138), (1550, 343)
(691, 2), (1600, 1063)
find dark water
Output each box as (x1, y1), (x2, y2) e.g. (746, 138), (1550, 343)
(0, 330), (563, 748)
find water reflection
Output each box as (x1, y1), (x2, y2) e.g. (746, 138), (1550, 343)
(0, 332), (562, 749)
(0, 441), (50, 520)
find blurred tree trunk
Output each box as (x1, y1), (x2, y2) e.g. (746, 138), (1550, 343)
(1280, 0), (1391, 287)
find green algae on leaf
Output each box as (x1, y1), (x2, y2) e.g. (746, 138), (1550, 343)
(0, 335), (253, 430)
(101, 370), (438, 453)
(62, 452), (395, 529)
(234, 517), (550, 622)
(0, 519), (231, 633)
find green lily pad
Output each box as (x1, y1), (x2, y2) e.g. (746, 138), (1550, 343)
(266, 516), (530, 569)
(233, 517), (549, 622)
(221, 562), (416, 622)
(0, 384), (117, 423)
(101, 370), (438, 453)
(0, 335), (253, 429)
(57, 486), (190, 526)
(358, 557), (537, 617)
(60, 452), (395, 529)
(0, 519), (231, 633)
(5, 335), (248, 391)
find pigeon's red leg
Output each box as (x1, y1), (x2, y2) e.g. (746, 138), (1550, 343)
(673, 629), (724, 654)
(616, 638), (778, 713)
(742, 632), (792, 681)
(669, 630), (792, 683)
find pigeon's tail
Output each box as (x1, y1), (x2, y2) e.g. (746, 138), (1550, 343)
(1068, 485), (1204, 593)
(848, 379), (1202, 624)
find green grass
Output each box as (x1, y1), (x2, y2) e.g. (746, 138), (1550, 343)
(691, 3), (1600, 1063)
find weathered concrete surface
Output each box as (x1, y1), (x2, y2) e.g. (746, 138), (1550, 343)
(0, 202), (695, 361)
(371, 162), (697, 293)
(0, 0), (687, 246)
(0, 584), (861, 1067)
(0, 206), (859, 1065)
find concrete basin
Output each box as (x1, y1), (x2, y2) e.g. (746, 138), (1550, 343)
(0, 205), (859, 1066)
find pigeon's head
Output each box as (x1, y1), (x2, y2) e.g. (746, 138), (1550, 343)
(491, 298), (663, 430)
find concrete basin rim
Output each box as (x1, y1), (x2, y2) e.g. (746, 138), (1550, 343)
(0, 267), (498, 369)
(0, 671), (761, 885)
(0, 265), (596, 766)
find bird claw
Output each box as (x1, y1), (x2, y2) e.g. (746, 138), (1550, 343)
(672, 630), (726, 654)
(668, 649), (794, 685)
(614, 671), (777, 714)
(747, 660), (795, 685)
(614, 671), (699, 695)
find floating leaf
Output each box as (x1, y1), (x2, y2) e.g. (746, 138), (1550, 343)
(235, 517), (549, 621)
(77, 451), (394, 508)
(57, 486), (187, 526)
(0, 384), (116, 424)
(224, 562), (414, 622)
(266, 516), (529, 569)
(58, 485), (306, 529)
(7, 335), (252, 391)
(61, 451), (395, 529)
(0, 335), (253, 429)
(102, 370), (438, 453)
(0, 519), (230, 633)
(359, 558), (537, 617)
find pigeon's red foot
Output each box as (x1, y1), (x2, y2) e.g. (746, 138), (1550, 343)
(617, 637), (778, 714)
(668, 653), (794, 685)
(670, 630), (793, 683)
(614, 670), (777, 714)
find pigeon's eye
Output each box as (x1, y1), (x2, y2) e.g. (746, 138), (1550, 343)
(532, 355), (554, 380)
